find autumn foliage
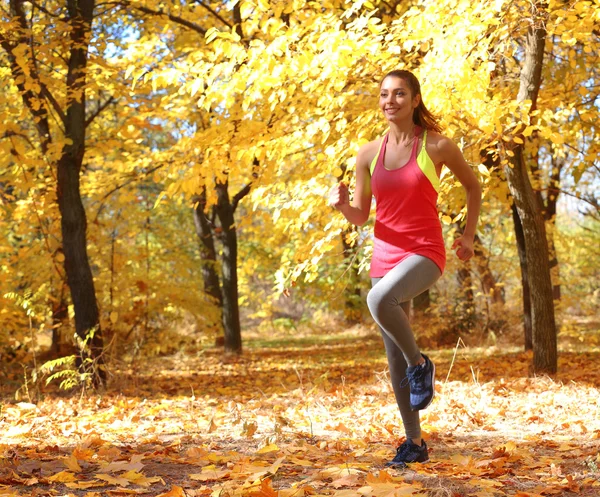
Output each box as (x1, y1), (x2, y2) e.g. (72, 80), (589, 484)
(0, 0), (599, 494)
(2, 326), (600, 496)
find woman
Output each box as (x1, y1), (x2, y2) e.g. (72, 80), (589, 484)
(329, 70), (481, 468)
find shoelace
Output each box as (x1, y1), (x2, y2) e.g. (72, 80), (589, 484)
(399, 363), (426, 388)
(393, 441), (412, 459)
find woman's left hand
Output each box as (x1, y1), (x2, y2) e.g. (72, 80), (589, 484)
(452, 235), (475, 261)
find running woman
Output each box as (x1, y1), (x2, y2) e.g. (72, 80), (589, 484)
(329, 70), (481, 468)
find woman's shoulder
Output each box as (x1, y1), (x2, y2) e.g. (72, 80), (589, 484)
(422, 129), (448, 145)
(424, 130), (459, 162)
(357, 137), (385, 167)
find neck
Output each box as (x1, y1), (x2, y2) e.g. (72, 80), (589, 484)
(388, 120), (416, 145)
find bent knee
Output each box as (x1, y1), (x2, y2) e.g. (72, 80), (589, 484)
(367, 287), (393, 318)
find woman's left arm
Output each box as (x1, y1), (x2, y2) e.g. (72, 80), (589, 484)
(437, 137), (482, 261)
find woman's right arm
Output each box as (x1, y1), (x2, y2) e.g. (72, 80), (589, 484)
(329, 143), (374, 227)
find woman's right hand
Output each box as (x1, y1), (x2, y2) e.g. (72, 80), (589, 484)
(329, 182), (349, 210)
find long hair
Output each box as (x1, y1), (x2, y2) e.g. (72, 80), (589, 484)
(380, 70), (443, 133)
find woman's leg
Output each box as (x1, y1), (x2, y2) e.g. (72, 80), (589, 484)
(378, 302), (422, 441)
(367, 255), (441, 367)
(369, 255), (441, 442)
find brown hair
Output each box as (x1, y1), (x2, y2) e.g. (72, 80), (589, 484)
(381, 70), (443, 133)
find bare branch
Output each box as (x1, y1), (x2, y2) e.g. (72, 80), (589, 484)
(232, 158), (259, 212)
(537, 186), (600, 213)
(25, 0), (62, 17)
(122, 1), (207, 35)
(40, 83), (66, 124)
(193, 0), (232, 29)
(232, 183), (251, 212)
(85, 96), (117, 128)
(93, 163), (168, 222)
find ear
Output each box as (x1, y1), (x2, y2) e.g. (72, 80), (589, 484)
(413, 93), (421, 108)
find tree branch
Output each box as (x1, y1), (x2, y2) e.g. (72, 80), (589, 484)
(93, 163), (168, 222)
(231, 183), (251, 212)
(232, 158), (259, 212)
(25, 0), (61, 17)
(85, 96), (116, 128)
(40, 83), (67, 125)
(193, 0), (232, 29)
(122, 1), (207, 35)
(0, 0), (53, 153)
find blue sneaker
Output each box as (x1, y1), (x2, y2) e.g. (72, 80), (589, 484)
(403, 354), (436, 411)
(385, 439), (429, 468)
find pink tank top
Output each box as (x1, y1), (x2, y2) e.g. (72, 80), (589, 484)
(370, 128), (446, 277)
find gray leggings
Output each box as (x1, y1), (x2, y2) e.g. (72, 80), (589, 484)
(368, 255), (441, 441)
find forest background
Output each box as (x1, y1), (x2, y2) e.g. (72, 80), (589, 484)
(1, 1), (600, 496)
(1, 0), (598, 380)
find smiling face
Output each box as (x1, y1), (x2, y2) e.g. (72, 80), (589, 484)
(379, 76), (421, 124)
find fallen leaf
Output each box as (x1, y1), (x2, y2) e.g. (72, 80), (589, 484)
(96, 474), (132, 486)
(256, 444), (279, 454)
(189, 466), (230, 482)
(63, 454), (82, 472)
(155, 486), (187, 497)
(48, 471), (77, 483)
(65, 480), (104, 489)
(100, 454), (145, 473)
(121, 471), (164, 487)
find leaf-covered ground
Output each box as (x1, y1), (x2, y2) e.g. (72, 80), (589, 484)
(1, 321), (600, 497)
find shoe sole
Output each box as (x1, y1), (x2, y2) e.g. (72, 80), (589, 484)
(385, 456), (430, 468)
(422, 361), (436, 410)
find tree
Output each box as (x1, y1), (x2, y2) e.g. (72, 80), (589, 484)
(1, 0), (106, 381)
(502, 2), (557, 373)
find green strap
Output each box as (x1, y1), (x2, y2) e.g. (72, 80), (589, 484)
(369, 136), (386, 176)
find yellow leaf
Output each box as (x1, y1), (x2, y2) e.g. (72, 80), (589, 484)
(63, 454), (82, 472)
(125, 65), (136, 79)
(477, 164), (490, 176)
(268, 456), (285, 474)
(121, 471), (163, 487)
(189, 466), (230, 482)
(256, 443), (279, 454)
(48, 471), (77, 483)
(110, 311), (119, 324)
(96, 473), (130, 486)
(155, 486), (186, 497)
(190, 78), (203, 97)
(100, 454), (144, 473)
(522, 126), (535, 137)
(65, 480), (103, 489)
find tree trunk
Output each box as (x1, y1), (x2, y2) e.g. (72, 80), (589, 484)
(473, 234), (505, 306)
(56, 0), (104, 380)
(341, 227), (362, 324)
(457, 263), (475, 322)
(193, 190), (223, 341)
(215, 181), (242, 353)
(413, 289), (430, 313)
(504, 3), (557, 373)
(50, 279), (73, 358)
(545, 155), (563, 301)
(512, 204), (533, 350)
